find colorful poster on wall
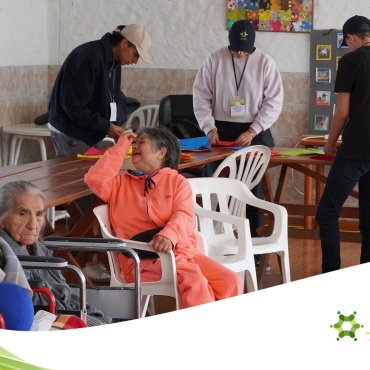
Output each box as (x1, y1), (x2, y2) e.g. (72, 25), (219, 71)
(227, 0), (313, 32)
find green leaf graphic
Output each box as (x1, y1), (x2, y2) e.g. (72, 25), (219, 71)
(0, 346), (50, 370)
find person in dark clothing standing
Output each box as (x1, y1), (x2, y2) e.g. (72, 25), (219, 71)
(48, 24), (152, 157)
(316, 15), (370, 273)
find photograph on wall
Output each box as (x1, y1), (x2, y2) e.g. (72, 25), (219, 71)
(316, 45), (332, 60)
(226, 0), (313, 32)
(315, 91), (331, 106)
(316, 67), (331, 83)
(337, 32), (348, 48)
(314, 115), (329, 131)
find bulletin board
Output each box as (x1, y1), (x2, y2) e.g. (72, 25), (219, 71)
(308, 29), (349, 134)
(227, 0), (313, 32)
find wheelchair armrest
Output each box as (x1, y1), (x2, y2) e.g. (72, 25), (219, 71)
(17, 255), (68, 268)
(18, 253), (88, 322)
(43, 236), (138, 260)
(43, 236), (141, 315)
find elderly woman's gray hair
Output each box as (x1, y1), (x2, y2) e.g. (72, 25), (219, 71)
(136, 126), (181, 169)
(0, 180), (45, 223)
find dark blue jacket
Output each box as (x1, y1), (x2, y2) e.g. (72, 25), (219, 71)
(49, 33), (122, 146)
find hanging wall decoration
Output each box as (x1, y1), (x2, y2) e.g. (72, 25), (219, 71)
(308, 29), (349, 134)
(227, 0), (313, 33)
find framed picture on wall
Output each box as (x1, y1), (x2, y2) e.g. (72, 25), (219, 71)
(309, 30), (349, 134)
(315, 91), (331, 106)
(316, 45), (332, 60)
(314, 115), (330, 131)
(316, 67), (331, 83)
(337, 33), (348, 48)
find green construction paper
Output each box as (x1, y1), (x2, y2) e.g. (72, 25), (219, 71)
(278, 148), (324, 156)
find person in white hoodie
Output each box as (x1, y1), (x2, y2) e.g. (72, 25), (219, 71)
(193, 19), (283, 241)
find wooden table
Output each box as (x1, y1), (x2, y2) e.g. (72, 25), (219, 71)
(1, 146), (359, 287)
(263, 148), (359, 243)
(0, 145), (358, 241)
(0, 148), (235, 284)
(0, 147), (235, 235)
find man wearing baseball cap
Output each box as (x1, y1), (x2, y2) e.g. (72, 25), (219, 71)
(47, 24), (152, 275)
(341, 15), (370, 47)
(193, 19), (283, 247)
(317, 15), (370, 273)
(48, 24), (152, 157)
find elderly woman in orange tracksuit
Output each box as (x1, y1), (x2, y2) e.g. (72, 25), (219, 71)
(84, 126), (241, 308)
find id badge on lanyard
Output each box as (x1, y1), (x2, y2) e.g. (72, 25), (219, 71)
(230, 97), (246, 118)
(110, 102), (117, 121)
(109, 64), (117, 122)
(230, 54), (248, 119)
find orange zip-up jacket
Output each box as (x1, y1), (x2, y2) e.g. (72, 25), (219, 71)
(84, 135), (197, 259)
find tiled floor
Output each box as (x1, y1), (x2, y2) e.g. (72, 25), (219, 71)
(54, 219), (361, 316)
(150, 237), (361, 315)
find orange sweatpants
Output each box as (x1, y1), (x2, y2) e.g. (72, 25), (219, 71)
(118, 252), (242, 309)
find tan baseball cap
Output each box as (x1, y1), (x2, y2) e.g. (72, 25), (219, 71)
(121, 24), (152, 64)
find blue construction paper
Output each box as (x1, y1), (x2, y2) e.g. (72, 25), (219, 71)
(230, 146), (247, 150)
(179, 136), (211, 151)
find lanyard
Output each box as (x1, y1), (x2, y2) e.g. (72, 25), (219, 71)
(231, 54), (249, 97)
(108, 62), (117, 102)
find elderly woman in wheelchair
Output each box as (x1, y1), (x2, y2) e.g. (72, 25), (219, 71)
(0, 180), (112, 327)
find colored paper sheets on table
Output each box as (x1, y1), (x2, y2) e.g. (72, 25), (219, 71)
(179, 136), (211, 151)
(179, 137), (254, 152)
(180, 152), (193, 163)
(277, 148), (334, 160)
(278, 148), (324, 156)
(212, 141), (246, 150)
(77, 146), (133, 159)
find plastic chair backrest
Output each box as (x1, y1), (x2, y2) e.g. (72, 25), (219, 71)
(212, 145), (271, 217)
(188, 177), (258, 292)
(92, 205), (124, 286)
(189, 177), (251, 256)
(188, 177), (290, 288)
(125, 105), (159, 131)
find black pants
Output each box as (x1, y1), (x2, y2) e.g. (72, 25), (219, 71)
(203, 121), (274, 236)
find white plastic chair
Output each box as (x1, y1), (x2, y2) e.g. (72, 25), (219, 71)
(125, 105), (160, 131)
(212, 145), (273, 277)
(212, 145), (271, 217)
(46, 207), (70, 230)
(93, 204), (179, 316)
(187, 177), (290, 292)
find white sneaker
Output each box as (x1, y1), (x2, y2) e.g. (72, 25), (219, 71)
(82, 263), (111, 282)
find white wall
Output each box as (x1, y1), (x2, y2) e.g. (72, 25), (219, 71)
(51, 0), (370, 72)
(1, 0), (370, 71)
(0, 0), (49, 66)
